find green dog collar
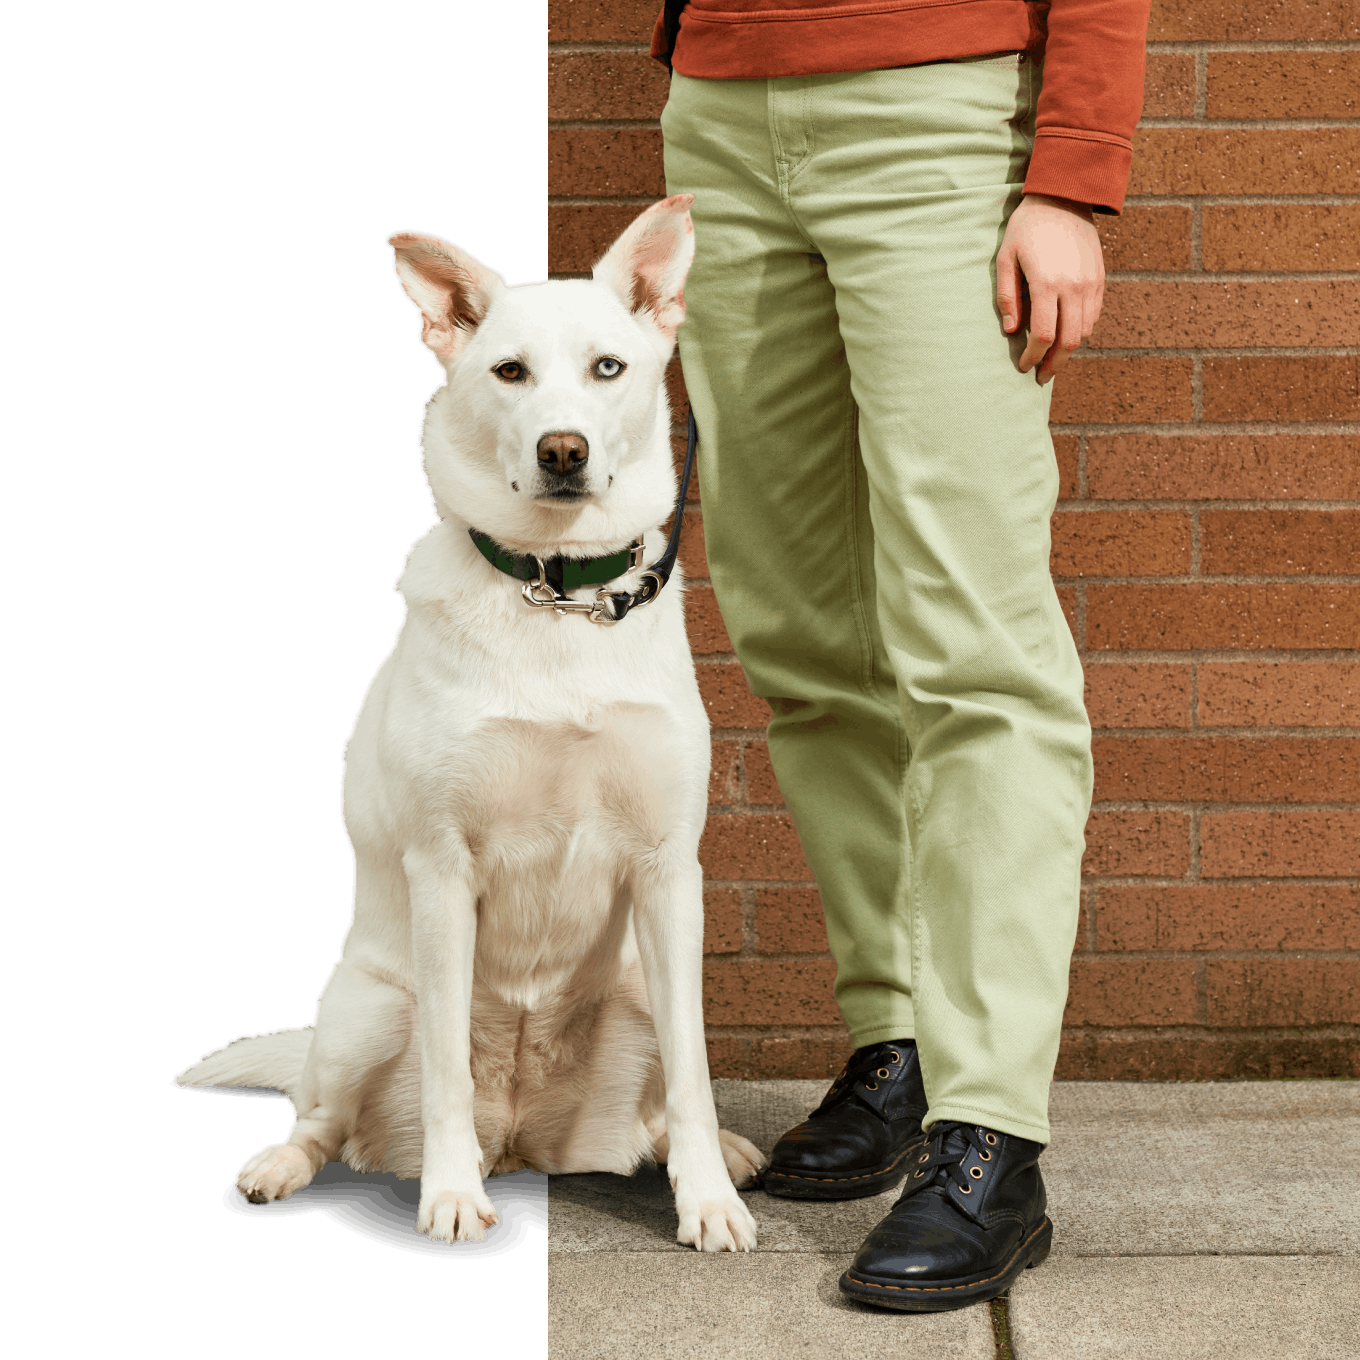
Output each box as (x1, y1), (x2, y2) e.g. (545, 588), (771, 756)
(468, 529), (643, 592)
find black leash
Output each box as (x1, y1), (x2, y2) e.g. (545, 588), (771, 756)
(470, 409), (698, 626)
(660, 0), (688, 70)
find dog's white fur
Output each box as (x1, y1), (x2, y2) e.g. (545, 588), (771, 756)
(178, 198), (763, 1251)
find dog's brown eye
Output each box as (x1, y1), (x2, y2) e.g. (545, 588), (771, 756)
(593, 356), (625, 380)
(494, 361), (525, 382)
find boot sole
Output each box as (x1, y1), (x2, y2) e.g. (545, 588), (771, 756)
(762, 1141), (923, 1201)
(838, 1216), (1053, 1312)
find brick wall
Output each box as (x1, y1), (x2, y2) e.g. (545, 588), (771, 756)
(548, 0), (1360, 1081)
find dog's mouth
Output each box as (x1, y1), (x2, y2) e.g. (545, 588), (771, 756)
(533, 488), (594, 505)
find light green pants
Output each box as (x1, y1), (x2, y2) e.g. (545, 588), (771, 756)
(662, 57), (1093, 1144)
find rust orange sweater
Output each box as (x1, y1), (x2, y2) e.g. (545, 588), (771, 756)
(651, 0), (1151, 214)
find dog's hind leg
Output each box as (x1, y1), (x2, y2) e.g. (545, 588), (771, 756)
(237, 957), (413, 1203)
(649, 1124), (765, 1189)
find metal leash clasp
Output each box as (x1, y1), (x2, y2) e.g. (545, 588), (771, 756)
(521, 557), (623, 626)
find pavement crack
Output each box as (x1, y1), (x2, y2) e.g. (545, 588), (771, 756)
(991, 1295), (1017, 1360)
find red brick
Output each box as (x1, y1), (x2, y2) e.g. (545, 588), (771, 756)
(1078, 1032), (1360, 1081)
(709, 737), (741, 805)
(1087, 584), (1360, 651)
(700, 813), (810, 881)
(1202, 205), (1360, 273)
(1085, 663), (1192, 730)
(1149, 0), (1360, 41)
(702, 958), (840, 1025)
(1200, 809), (1360, 878)
(548, 52), (669, 122)
(1049, 357), (1193, 425)
(1058, 586), (1077, 640)
(1092, 735), (1360, 803)
(667, 356), (689, 422)
(1203, 358), (1360, 424)
(549, 0), (659, 43)
(685, 585), (733, 654)
(705, 1034), (748, 1078)
(1053, 433), (1079, 500)
(696, 662), (769, 729)
(1129, 128), (1360, 197)
(755, 888), (829, 955)
(1095, 883), (1360, 951)
(1096, 206), (1192, 272)
(1082, 810), (1191, 877)
(1201, 510), (1360, 577)
(703, 888), (744, 954)
(1142, 53), (1196, 117)
(752, 1034), (854, 1079)
(1090, 281), (1360, 350)
(548, 127), (666, 197)
(1086, 435), (1360, 502)
(1050, 510), (1191, 578)
(549, 204), (641, 274)
(1197, 661), (1360, 728)
(679, 509), (708, 578)
(1065, 959), (1198, 1025)
(1207, 960), (1360, 1026)
(1207, 52), (1360, 119)
(744, 743), (784, 806)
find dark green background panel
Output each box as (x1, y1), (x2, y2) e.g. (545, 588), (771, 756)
(7, 5), (546, 1354)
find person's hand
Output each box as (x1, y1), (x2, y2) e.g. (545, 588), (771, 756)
(996, 193), (1105, 385)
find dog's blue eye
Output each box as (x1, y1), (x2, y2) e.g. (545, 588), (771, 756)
(594, 357), (625, 379)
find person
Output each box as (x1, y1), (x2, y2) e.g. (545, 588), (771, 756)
(652, 0), (1151, 1310)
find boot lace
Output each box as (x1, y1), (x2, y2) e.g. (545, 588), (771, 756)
(900, 1121), (994, 1198)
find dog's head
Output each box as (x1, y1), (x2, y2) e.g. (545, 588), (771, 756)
(391, 196), (695, 552)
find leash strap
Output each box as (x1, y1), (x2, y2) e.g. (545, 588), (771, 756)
(469, 408), (698, 626)
(660, 0), (688, 70)
(598, 407), (697, 622)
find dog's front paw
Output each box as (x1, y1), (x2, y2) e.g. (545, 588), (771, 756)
(675, 1190), (759, 1253)
(237, 1144), (315, 1204)
(417, 1187), (500, 1243)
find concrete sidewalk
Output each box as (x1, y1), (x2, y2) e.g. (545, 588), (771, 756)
(549, 1080), (1358, 1358)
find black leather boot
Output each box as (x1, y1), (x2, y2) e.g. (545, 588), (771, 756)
(763, 1039), (928, 1200)
(839, 1121), (1052, 1311)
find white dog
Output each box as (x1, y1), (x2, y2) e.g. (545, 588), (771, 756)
(178, 196), (763, 1251)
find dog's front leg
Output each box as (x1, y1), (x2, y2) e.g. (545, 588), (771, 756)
(634, 854), (758, 1253)
(404, 844), (498, 1243)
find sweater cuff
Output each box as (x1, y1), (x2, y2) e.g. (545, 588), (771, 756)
(1023, 129), (1134, 216)
(650, 10), (667, 63)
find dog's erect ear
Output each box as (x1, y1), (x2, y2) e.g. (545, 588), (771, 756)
(389, 233), (506, 364)
(592, 195), (696, 342)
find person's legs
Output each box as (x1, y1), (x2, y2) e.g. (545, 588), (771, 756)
(786, 54), (1092, 1146)
(663, 74), (917, 1048)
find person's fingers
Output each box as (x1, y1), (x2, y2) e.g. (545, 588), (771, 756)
(996, 245), (1023, 334)
(1019, 285), (1057, 374)
(1037, 287), (1088, 383)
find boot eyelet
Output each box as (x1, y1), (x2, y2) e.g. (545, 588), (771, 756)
(985, 1133), (998, 1146)
(969, 1166), (983, 1179)
(959, 1184), (972, 1195)
(889, 1051), (901, 1063)
(876, 1068), (890, 1078)
(918, 1153), (929, 1164)
(864, 1081), (878, 1091)
(980, 1150), (992, 1161)
(914, 1170), (924, 1178)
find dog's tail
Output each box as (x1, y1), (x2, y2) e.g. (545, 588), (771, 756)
(176, 1028), (314, 1097)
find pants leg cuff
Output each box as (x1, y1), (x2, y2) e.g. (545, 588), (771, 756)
(923, 1102), (1050, 1146)
(848, 1021), (917, 1049)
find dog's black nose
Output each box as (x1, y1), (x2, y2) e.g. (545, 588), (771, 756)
(537, 431), (589, 475)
